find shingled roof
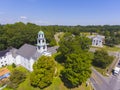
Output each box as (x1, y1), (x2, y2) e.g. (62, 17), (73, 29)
(16, 44), (37, 59)
(16, 44), (58, 60)
(0, 48), (11, 57)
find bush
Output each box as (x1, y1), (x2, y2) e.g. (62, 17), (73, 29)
(7, 69), (26, 89)
(93, 49), (114, 69)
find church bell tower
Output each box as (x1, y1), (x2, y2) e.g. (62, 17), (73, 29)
(37, 31), (47, 53)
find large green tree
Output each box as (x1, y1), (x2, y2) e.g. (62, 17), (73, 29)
(30, 56), (56, 89)
(93, 49), (114, 68)
(58, 33), (91, 61)
(61, 52), (92, 88)
(58, 33), (92, 88)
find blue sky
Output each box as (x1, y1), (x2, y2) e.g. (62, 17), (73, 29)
(0, 0), (120, 25)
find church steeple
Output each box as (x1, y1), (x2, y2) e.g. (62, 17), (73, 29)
(37, 31), (47, 53)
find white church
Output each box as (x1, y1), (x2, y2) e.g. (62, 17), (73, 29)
(92, 35), (105, 47)
(0, 31), (58, 71)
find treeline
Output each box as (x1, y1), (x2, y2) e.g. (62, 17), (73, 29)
(0, 22), (57, 50)
(1, 22), (120, 50)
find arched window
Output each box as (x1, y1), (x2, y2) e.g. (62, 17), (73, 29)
(43, 39), (44, 43)
(39, 40), (40, 43)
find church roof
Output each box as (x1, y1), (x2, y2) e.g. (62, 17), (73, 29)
(16, 44), (58, 60)
(0, 48), (11, 57)
(16, 44), (37, 59)
(48, 46), (58, 54)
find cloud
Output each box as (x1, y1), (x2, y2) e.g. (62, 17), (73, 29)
(20, 16), (27, 19)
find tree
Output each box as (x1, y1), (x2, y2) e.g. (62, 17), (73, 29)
(30, 56), (56, 89)
(61, 52), (92, 88)
(93, 49), (114, 68)
(58, 32), (93, 88)
(7, 69), (26, 89)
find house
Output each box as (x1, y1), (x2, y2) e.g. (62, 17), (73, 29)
(0, 49), (15, 67)
(0, 68), (10, 80)
(0, 31), (58, 71)
(92, 35), (105, 47)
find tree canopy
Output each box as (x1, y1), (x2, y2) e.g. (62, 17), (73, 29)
(30, 56), (56, 89)
(1, 22), (120, 50)
(58, 33), (93, 88)
(7, 69), (26, 89)
(93, 49), (114, 69)
(61, 53), (92, 88)
(58, 33), (91, 57)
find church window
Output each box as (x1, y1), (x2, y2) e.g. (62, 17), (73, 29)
(43, 46), (45, 49)
(2, 65), (4, 67)
(1, 62), (3, 64)
(43, 40), (44, 43)
(39, 40), (40, 43)
(38, 46), (40, 49)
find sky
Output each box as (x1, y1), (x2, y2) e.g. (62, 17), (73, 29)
(0, 0), (120, 25)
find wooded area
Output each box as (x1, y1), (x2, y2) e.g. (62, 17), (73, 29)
(1, 22), (120, 50)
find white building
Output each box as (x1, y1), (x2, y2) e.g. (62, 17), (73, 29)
(92, 35), (105, 47)
(0, 31), (58, 71)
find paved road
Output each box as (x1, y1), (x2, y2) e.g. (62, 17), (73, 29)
(90, 56), (120, 90)
(90, 48), (120, 90)
(91, 67), (112, 90)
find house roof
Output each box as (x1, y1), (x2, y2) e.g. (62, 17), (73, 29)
(16, 44), (58, 60)
(48, 46), (58, 54)
(0, 48), (11, 57)
(0, 68), (10, 77)
(16, 44), (37, 59)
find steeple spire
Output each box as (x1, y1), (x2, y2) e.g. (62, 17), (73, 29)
(37, 31), (47, 53)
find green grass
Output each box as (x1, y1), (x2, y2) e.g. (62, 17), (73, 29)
(91, 45), (120, 52)
(17, 74), (40, 90)
(103, 45), (120, 51)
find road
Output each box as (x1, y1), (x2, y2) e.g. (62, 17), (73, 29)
(90, 52), (120, 90)
(90, 67), (112, 90)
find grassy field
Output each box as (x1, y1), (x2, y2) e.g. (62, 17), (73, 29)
(103, 45), (120, 51)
